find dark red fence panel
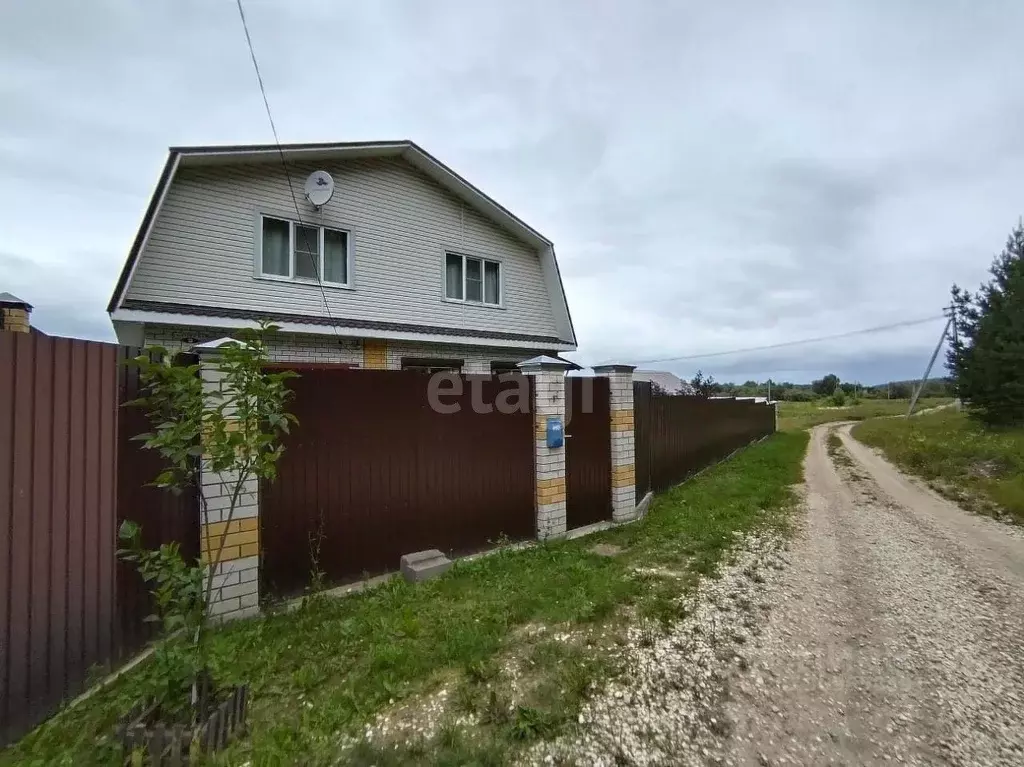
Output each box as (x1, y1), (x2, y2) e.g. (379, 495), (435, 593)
(0, 333), (119, 744)
(261, 369), (536, 597)
(632, 381), (652, 500)
(0, 336), (199, 746)
(115, 350), (199, 658)
(564, 377), (612, 529)
(648, 396), (775, 493)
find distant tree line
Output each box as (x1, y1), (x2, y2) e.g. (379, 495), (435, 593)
(684, 370), (953, 402)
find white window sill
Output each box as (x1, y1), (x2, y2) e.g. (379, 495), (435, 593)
(442, 297), (506, 310)
(256, 274), (355, 291)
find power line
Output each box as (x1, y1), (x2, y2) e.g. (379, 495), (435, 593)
(611, 315), (946, 367)
(234, 0), (342, 342)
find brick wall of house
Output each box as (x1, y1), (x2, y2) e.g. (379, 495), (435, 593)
(144, 325), (542, 372)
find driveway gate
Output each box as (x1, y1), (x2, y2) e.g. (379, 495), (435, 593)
(564, 377), (612, 529)
(261, 369), (535, 597)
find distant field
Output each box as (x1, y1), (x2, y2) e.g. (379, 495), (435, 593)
(853, 409), (1024, 525)
(776, 398), (951, 432)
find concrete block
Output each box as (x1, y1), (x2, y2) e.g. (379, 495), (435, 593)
(400, 549), (453, 583)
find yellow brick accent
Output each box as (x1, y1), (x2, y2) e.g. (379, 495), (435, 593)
(1, 308), (29, 333)
(202, 517), (258, 540)
(537, 476), (566, 492)
(612, 463), (635, 488)
(201, 528), (259, 553)
(202, 545), (240, 565)
(363, 339), (387, 369)
(610, 408), (634, 432)
(200, 518), (259, 563)
(537, 488), (566, 504)
(239, 541), (260, 558)
(537, 476), (566, 503)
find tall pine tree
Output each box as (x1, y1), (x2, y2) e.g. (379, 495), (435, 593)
(947, 220), (1024, 426)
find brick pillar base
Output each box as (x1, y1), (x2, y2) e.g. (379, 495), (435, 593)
(594, 364), (637, 522)
(519, 356), (571, 540)
(196, 340), (261, 622)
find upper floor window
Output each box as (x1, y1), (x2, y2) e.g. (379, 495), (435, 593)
(445, 253), (500, 305)
(260, 215), (350, 286)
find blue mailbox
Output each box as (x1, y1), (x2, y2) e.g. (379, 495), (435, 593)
(546, 417), (564, 448)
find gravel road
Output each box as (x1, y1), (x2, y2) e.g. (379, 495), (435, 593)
(722, 423), (1024, 766)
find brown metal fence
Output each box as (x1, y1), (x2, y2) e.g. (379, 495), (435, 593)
(564, 377), (612, 529)
(261, 368), (536, 597)
(115, 352), (200, 656)
(633, 381), (652, 500)
(632, 388), (776, 494)
(0, 334), (198, 745)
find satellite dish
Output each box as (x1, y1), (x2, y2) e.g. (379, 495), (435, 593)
(304, 170), (335, 208)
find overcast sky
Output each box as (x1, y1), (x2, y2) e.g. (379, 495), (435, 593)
(2, 1), (1022, 384)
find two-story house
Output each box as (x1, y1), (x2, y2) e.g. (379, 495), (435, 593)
(107, 141), (577, 369)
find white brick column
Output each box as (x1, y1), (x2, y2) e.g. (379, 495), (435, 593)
(518, 356), (571, 540)
(195, 340), (260, 622)
(594, 364), (637, 523)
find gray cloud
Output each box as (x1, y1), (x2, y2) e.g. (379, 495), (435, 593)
(1, 0), (1022, 382)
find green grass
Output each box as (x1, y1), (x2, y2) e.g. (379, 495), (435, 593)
(853, 409), (1024, 524)
(3, 431), (809, 767)
(776, 397), (951, 431)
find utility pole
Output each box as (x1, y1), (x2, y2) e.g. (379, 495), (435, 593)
(907, 313), (953, 416)
(767, 379), (772, 402)
(948, 302), (961, 411)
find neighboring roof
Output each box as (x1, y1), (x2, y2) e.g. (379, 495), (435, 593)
(118, 299), (566, 345)
(633, 370), (693, 394)
(0, 292), (31, 309)
(106, 141), (576, 346)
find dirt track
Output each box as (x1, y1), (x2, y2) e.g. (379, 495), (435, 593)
(722, 423), (1024, 766)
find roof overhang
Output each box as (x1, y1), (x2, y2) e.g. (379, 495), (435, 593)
(107, 141), (577, 346)
(110, 302), (575, 352)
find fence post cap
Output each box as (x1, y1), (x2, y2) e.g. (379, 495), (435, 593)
(192, 337), (255, 354)
(517, 355), (572, 374)
(592, 364), (637, 374)
(0, 292), (31, 309)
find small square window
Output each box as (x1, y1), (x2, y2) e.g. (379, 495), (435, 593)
(445, 253), (500, 305)
(258, 216), (350, 286)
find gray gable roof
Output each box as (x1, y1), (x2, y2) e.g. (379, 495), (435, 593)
(107, 141), (576, 348)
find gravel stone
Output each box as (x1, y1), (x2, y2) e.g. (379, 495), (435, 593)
(723, 423), (1024, 767)
(529, 422), (1024, 766)
(527, 531), (788, 766)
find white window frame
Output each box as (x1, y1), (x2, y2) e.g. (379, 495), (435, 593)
(258, 214), (353, 289)
(444, 252), (502, 306)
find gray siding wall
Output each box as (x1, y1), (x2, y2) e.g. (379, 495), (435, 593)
(126, 157), (560, 339)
